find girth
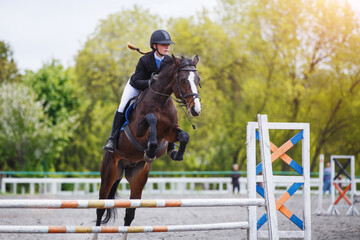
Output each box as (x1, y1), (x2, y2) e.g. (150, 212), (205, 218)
(123, 125), (168, 154)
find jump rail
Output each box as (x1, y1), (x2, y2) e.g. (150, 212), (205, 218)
(0, 198), (265, 209)
(0, 222), (249, 233)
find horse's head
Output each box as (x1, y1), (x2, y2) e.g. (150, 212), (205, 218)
(171, 55), (201, 117)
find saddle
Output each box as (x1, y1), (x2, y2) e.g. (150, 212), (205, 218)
(120, 88), (148, 131)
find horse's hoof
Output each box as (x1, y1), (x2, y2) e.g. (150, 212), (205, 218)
(144, 152), (156, 163)
(167, 149), (175, 157)
(146, 142), (157, 157)
(170, 151), (183, 161)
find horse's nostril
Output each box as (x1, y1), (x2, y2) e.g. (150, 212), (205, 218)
(191, 106), (200, 116)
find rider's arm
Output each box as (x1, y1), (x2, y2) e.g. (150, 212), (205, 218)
(129, 58), (152, 91)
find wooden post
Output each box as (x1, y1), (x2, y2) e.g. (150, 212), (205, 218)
(347, 155), (359, 216)
(257, 114), (279, 240)
(315, 154), (324, 215)
(302, 122), (312, 240)
(247, 122), (257, 240)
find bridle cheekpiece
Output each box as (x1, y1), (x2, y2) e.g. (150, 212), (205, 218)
(174, 64), (200, 107)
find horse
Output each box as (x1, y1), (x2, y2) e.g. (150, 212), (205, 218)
(94, 54), (201, 239)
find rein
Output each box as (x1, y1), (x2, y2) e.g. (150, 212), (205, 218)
(148, 64), (200, 129)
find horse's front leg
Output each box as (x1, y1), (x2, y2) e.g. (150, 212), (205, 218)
(143, 113), (157, 162)
(168, 129), (189, 161)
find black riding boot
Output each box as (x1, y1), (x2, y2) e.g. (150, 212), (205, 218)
(103, 110), (124, 152)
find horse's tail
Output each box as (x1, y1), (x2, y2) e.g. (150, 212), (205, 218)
(127, 42), (152, 55)
(101, 179), (121, 224)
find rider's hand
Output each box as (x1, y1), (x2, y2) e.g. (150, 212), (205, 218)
(148, 73), (158, 86)
(151, 73), (158, 81)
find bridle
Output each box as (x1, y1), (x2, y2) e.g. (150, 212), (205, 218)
(148, 62), (201, 129)
(174, 65), (201, 108)
(148, 63), (201, 105)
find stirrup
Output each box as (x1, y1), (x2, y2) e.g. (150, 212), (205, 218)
(103, 138), (115, 153)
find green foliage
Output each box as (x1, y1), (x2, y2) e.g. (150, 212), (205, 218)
(165, 0), (360, 172)
(23, 60), (80, 125)
(0, 83), (64, 170)
(0, 41), (21, 83)
(0, 60), (79, 171)
(20, 61), (80, 171)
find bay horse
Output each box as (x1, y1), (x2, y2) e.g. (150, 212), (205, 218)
(94, 54), (201, 239)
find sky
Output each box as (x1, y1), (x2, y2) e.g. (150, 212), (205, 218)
(0, 0), (217, 72)
(1, 0), (359, 72)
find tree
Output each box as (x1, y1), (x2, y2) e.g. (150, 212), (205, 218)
(0, 83), (72, 170)
(0, 41), (21, 83)
(212, 0), (360, 172)
(23, 60), (80, 125)
(21, 61), (80, 171)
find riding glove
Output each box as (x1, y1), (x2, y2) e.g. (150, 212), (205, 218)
(148, 73), (158, 87)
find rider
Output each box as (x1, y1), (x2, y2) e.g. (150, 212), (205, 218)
(103, 30), (175, 152)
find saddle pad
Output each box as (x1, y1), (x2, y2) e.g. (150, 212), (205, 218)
(120, 102), (135, 131)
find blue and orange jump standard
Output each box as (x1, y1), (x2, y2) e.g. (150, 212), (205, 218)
(255, 130), (304, 230)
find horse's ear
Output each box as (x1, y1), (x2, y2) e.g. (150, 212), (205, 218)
(193, 55), (199, 67)
(172, 54), (180, 67)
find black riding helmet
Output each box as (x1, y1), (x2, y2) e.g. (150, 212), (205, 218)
(150, 30), (175, 50)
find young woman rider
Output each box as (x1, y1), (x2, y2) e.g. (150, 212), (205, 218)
(103, 30), (175, 152)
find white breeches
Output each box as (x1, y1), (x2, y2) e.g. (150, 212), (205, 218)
(117, 80), (140, 112)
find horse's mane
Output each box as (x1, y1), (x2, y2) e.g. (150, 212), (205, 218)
(157, 62), (174, 79)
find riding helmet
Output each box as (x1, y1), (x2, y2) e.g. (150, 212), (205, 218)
(150, 30), (175, 49)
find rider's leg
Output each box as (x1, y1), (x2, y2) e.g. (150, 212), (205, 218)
(118, 80), (140, 113)
(103, 80), (140, 152)
(103, 109), (124, 152)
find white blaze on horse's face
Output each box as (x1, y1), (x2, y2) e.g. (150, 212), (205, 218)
(187, 71), (201, 116)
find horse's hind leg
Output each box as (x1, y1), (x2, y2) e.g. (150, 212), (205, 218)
(96, 152), (123, 226)
(124, 161), (150, 226)
(168, 129), (189, 161)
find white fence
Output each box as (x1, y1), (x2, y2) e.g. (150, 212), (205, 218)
(1, 177), (237, 195)
(1, 177), (359, 196)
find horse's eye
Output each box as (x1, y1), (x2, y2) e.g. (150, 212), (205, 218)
(181, 79), (186, 83)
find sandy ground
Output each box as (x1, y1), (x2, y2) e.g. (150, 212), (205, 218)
(0, 193), (359, 240)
